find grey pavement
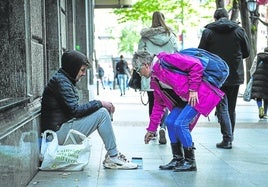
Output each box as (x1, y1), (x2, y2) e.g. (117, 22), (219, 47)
(27, 87), (268, 187)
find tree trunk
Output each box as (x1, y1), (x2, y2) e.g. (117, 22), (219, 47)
(239, 0), (258, 83)
(230, 0), (239, 21)
(216, 0), (224, 8)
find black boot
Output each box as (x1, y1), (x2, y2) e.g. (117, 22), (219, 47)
(216, 140), (232, 149)
(173, 147), (197, 172)
(159, 142), (184, 170)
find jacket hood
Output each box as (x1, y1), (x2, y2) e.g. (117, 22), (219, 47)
(205, 18), (239, 33)
(61, 50), (90, 81)
(258, 52), (268, 61)
(140, 27), (174, 47)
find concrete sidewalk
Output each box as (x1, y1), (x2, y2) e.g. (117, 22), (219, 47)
(27, 88), (268, 187)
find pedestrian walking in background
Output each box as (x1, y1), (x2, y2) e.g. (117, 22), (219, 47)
(138, 11), (180, 144)
(41, 50), (138, 170)
(107, 64), (114, 90)
(198, 8), (250, 149)
(250, 47), (268, 119)
(132, 50), (224, 172)
(116, 55), (129, 96)
(125, 65), (131, 90)
(97, 63), (105, 89)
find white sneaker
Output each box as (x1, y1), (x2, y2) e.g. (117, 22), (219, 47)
(103, 152), (138, 169)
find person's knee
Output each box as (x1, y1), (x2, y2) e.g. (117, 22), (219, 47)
(97, 107), (110, 116)
(165, 116), (174, 127)
(174, 119), (190, 131)
(85, 107), (110, 122)
(217, 103), (229, 114)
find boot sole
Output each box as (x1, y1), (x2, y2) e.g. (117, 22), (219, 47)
(173, 167), (197, 172)
(159, 166), (176, 170)
(216, 145), (232, 149)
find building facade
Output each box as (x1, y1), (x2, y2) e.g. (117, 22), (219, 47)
(0, 0), (94, 186)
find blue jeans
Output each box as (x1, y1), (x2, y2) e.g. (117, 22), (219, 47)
(56, 108), (118, 157)
(165, 105), (199, 148)
(117, 74), (127, 95)
(256, 98), (268, 115)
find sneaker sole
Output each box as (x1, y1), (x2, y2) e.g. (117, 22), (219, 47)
(159, 129), (167, 144)
(103, 162), (138, 170)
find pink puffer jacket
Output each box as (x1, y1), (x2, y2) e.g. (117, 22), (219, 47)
(146, 52), (225, 132)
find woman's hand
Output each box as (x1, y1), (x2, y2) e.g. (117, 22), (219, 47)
(144, 131), (156, 144)
(101, 101), (115, 114)
(188, 90), (199, 106)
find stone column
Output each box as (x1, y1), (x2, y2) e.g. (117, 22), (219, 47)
(0, 0), (27, 99)
(45, 0), (61, 79)
(86, 0), (96, 99)
(74, 0), (90, 102)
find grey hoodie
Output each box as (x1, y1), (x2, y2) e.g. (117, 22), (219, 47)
(138, 26), (179, 91)
(138, 27), (179, 55)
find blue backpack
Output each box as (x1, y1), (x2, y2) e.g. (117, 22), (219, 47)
(161, 48), (228, 88)
(179, 48), (229, 88)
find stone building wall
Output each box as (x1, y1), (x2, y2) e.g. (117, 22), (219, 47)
(0, 0), (94, 186)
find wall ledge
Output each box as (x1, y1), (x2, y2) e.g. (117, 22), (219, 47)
(0, 97), (30, 112)
(0, 97), (41, 139)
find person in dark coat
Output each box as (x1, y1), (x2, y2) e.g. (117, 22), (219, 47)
(116, 55), (129, 96)
(198, 8), (250, 149)
(41, 50), (137, 169)
(97, 63), (105, 89)
(250, 47), (268, 119)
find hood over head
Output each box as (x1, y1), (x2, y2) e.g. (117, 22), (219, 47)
(205, 18), (239, 33)
(214, 8), (228, 20)
(258, 52), (268, 61)
(61, 50), (90, 81)
(140, 27), (174, 47)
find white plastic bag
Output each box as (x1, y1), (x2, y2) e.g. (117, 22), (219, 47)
(39, 129), (91, 171)
(243, 77), (253, 102)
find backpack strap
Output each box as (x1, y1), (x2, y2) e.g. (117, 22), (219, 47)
(155, 78), (186, 107)
(159, 59), (187, 76)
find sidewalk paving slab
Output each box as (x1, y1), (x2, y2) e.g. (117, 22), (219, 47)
(27, 88), (268, 187)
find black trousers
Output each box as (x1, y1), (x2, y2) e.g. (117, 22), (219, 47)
(147, 91), (167, 129)
(216, 85), (239, 141)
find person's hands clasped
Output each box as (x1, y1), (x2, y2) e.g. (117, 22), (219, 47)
(144, 131), (156, 144)
(101, 101), (115, 114)
(188, 90), (199, 106)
